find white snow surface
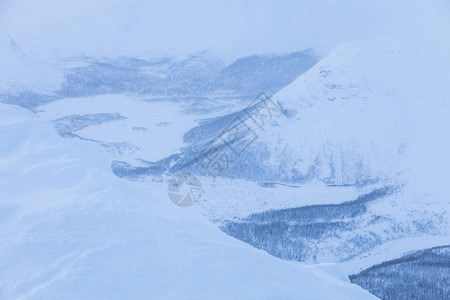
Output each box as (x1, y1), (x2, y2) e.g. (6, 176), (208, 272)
(0, 103), (377, 299)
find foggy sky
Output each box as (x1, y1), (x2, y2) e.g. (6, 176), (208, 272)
(1, 0), (450, 59)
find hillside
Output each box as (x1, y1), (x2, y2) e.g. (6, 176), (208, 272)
(0, 103), (376, 299)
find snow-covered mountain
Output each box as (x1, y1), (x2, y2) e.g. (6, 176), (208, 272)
(120, 37), (450, 275)
(0, 34), (64, 98)
(163, 37), (450, 186)
(2, 0), (450, 298)
(0, 102), (378, 299)
(26, 36), (450, 278)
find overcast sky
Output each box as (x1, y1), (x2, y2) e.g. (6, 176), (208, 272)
(1, 0), (450, 60)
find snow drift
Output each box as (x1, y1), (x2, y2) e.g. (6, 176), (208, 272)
(0, 103), (376, 299)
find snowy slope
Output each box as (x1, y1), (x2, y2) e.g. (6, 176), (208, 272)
(0, 34), (64, 96)
(269, 37), (450, 188)
(0, 103), (377, 299)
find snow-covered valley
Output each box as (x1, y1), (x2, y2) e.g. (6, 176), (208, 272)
(1, 1), (450, 299)
(0, 102), (380, 299)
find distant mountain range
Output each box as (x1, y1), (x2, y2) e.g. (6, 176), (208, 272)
(0, 37), (318, 109)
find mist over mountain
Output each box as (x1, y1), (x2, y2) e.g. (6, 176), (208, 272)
(1, 1), (449, 299)
(1, 0), (450, 59)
